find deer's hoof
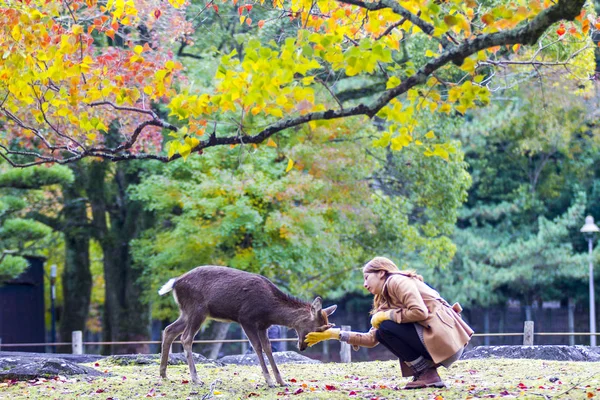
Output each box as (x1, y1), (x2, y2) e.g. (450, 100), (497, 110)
(192, 378), (204, 386)
(277, 382), (289, 387)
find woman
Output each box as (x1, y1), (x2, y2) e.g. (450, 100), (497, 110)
(305, 256), (473, 389)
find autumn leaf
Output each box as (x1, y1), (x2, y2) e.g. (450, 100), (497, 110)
(285, 158), (294, 172)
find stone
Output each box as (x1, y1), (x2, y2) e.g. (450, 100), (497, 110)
(461, 345), (600, 362)
(0, 359), (103, 381)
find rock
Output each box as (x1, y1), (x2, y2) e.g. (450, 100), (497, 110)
(218, 351), (320, 366)
(106, 353), (224, 367)
(0, 351), (103, 364)
(461, 345), (600, 362)
(0, 359), (103, 381)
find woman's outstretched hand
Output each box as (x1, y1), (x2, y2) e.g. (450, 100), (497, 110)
(304, 328), (341, 347)
(370, 311), (392, 328)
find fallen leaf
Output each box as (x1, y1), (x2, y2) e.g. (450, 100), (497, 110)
(325, 385), (336, 391)
(293, 388), (303, 395)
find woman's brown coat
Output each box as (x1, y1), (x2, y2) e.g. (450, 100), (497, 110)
(346, 273), (473, 377)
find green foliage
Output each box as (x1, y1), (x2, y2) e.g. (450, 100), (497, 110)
(0, 163), (72, 281)
(432, 80), (600, 308)
(131, 120), (375, 319)
(0, 253), (29, 281)
(0, 218), (52, 244)
(0, 165), (74, 189)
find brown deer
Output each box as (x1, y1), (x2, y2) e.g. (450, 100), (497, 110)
(158, 265), (337, 387)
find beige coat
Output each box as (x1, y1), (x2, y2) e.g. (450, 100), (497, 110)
(346, 273), (473, 377)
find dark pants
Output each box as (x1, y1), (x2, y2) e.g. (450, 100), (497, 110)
(375, 320), (432, 363)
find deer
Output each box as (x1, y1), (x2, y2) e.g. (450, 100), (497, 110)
(157, 265), (337, 387)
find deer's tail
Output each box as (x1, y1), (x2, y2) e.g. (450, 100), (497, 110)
(158, 278), (177, 296)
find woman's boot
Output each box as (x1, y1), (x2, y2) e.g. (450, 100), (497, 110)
(404, 366), (445, 389)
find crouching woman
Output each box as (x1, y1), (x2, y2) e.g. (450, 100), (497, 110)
(305, 256), (474, 389)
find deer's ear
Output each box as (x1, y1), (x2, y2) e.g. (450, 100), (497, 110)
(311, 297), (323, 315)
(323, 305), (337, 316)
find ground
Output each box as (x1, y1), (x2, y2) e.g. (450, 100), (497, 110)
(1, 356), (599, 399)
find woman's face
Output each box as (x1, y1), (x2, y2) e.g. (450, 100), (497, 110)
(363, 270), (385, 295)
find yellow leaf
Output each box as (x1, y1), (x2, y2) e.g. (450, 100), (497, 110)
(266, 138), (277, 147)
(72, 25), (83, 35)
(285, 158), (294, 172)
(425, 130), (435, 139)
(134, 45), (144, 55)
(178, 143), (192, 161)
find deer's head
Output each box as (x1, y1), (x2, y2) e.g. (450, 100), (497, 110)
(295, 297), (337, 351)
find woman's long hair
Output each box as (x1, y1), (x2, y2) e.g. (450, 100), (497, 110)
(363, 256), (423, 314)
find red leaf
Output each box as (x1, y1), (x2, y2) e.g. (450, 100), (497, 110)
(293, 388), (304, 395)
(96, 388), (105, 393)
(94, 363), (100, 367)
(289, 378), (297, 383)
(212, 5), (219, 13)
(325, 385), (336, 391)
(247, 393), (260, 397)
(181, 380), (189, 384)
(154, 9), (161, 18)
(238, 6), (244, 15)
(258, 20), (265, 28)
(517, 382), (528, 389)
(146, 387), (156, 397)
(245, 4), (252, 11)
(556, 24), (566, 36)
(349, 391), (357, 396)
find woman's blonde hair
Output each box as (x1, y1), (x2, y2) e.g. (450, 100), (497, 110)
(363, 256), (423, 313)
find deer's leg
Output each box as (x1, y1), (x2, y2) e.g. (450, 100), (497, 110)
(258, 329), (286, 386)
(242, 325), (275, 388)
(160, 317), (186, 379)
(181, 313), (206, 385)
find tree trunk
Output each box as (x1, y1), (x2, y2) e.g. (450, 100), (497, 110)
(88, 161), (152, 354)
(59, 164), (92, 350)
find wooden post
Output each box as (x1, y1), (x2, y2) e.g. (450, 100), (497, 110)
(340, 325), (351, 363)
(322, 339), (329, 362)
(72, 330), (83, 354)
(280, 326), (287, 351)
(523, 321), (534, 346)
(241, 330), (248, 355)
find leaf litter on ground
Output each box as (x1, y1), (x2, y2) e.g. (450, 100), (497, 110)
(1, 358), (599, 399)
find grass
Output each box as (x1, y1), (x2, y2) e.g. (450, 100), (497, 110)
(1, 358), (599, 399)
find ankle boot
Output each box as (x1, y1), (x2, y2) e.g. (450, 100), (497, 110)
(403, 367), (445, 389)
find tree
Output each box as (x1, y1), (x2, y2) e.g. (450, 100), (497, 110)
(0, 165), (73, 281)
(433, 80), (600, 314)
(0, 0), (592, 166)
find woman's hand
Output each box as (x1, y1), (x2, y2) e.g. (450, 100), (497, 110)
(370, 310), (392, 328)
(304, 328), (341, 347)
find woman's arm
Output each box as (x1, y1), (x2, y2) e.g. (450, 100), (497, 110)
(386, 276), (429, 323)
(305, 328), (379, 349)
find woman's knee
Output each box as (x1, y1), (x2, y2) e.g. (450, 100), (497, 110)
(378, 320), (398, 336)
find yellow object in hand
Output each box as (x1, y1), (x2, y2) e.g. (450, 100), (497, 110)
(370, 311), (392, 328)
(304, 328), (341, 347)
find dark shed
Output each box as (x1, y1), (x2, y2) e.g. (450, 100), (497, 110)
(0, 256), (46, 352)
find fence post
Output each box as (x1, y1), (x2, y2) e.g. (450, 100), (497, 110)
(72, 331), (83, 354)
(340, 325), (351, 363)
(280, 327), (287, 352)
(523, 321), (534, 346)
(241, 330), (248, 355)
